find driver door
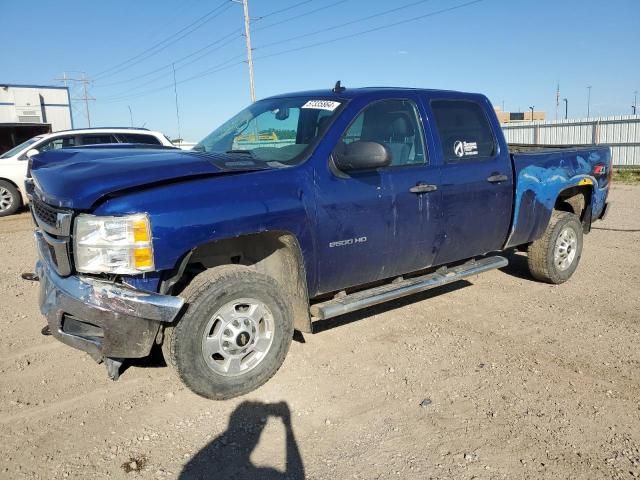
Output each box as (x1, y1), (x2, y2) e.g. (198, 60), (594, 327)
(314, 97), (441, 295)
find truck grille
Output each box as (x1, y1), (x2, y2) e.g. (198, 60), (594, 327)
(31, 196), (74, 276)
(32, 198), (59, 229)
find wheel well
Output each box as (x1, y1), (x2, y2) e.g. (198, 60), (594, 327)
(554, 185), (592, 226)
(173, 231), (312, 333)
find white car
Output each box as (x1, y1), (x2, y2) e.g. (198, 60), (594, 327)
(0, 128), (174, 217)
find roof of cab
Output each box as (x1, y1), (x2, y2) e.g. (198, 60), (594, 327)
(263, 86), (478, 101)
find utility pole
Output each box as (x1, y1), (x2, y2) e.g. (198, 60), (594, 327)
(587, 85), (592, 118)
(529, 106), (535, 122)
(563, 98), (568, 119)
(128, 105), (133, 127)
(235, 0), (256, 102)
(555, 83), (560, 121)
(172, 63), (182, 144)
(56, 72), (94, 127)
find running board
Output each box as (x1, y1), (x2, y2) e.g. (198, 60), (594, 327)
(310, 256), (508, 321)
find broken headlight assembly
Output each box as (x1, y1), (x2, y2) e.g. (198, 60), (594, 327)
(73, 213), (154, 275)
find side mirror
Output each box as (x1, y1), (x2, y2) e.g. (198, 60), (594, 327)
(334, 141), (391, 171)
(26, 148), (40, 159)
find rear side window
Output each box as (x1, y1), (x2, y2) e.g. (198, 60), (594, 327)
(116, 133), (161, 145)
(80, 135), (118, 145)
(431, 100), (496, 162)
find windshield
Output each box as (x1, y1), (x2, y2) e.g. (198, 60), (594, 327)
(0, 136), (43, 159)
(194, 96), (343, 166)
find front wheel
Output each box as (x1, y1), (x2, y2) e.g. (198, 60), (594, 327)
(0, 180), (21, 217)
(527, 211), (583, 284)
(163, 265), (294, 400)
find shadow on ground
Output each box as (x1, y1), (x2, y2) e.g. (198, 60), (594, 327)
(179, 401), (305, 480)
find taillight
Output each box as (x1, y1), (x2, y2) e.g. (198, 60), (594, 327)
(593, 164), (606, 176)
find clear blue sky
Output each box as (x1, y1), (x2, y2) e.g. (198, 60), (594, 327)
(1, 0), (638, 140)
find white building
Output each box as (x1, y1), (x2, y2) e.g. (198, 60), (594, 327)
(0, 84), (73, 153)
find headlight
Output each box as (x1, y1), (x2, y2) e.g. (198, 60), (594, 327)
(74, 213), (154, 274)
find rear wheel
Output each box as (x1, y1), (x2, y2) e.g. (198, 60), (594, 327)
(163, 265), (294, 400)
(527, 211), (583, 284)
(0, 180), (21, 217)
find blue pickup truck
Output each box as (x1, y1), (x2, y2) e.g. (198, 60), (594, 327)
(29, 85), (611, 399)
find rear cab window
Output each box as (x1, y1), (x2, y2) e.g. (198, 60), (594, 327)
(430, 99), (496, 162)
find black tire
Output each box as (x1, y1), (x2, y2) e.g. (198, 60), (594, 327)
(527, 211), (583, 284)
(163, 265), (294, 400)
(0, 180), (22, 217)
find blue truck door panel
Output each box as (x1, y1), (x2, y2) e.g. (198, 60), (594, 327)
(314, 95), (441, 294)
(424, 96), (513, 265)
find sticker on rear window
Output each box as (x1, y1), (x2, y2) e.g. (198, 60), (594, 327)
(301, 100), (341, 111)
(453, 140), (478, 157)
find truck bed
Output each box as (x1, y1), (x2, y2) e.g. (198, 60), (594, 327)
(505, 143), (612, 248)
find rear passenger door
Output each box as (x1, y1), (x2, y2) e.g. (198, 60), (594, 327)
(426, 97), (513, 265)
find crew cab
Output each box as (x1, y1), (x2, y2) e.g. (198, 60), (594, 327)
(28, 86), (612, 400)
(0, 127), (174, 216)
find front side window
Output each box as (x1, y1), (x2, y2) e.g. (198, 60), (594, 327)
(431, 99), (496, 162)
(38, 135), (76, 152)
(194, 96), (344, 166)
(340, 99), (426, 167)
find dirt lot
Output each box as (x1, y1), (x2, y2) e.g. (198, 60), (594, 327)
(0, 184), (639, 480)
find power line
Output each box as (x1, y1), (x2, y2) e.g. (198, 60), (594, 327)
(93, 0), (327, 93)
(253, 0), (350, 33)
(98, 0), (340, 88)
(94, 30), (242, 89)
(93, 1), (231, 80)
(99, 0), (483, 105)
(253, 0), (484, 62)
(258, 0), (437, 50)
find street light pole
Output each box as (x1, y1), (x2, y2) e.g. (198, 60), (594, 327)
(587, 86), (592, 118)
(563, 98), (568, 119)
(529, 106), (535, 121)
(634, 91), (638, 115)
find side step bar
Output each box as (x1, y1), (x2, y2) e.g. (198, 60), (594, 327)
(310, 256), (508, 321)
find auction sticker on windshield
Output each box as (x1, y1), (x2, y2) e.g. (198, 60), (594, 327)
(301, 100), (341, 111)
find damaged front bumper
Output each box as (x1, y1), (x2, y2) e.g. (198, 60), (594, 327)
(35, 231), (184, 363)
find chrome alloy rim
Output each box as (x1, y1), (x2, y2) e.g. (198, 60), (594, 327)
(554, 226), (578, 271)
(201, 298), (275, 377)
(0, 187), (13, 212)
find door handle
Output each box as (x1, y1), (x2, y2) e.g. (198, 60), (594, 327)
(409, 183), (438, 194)
(487, 174), (508, 183)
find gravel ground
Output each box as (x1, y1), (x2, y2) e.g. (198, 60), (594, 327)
(0, 184), (638, 480)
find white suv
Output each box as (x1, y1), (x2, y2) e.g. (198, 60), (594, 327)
(0, 128), (174, 217)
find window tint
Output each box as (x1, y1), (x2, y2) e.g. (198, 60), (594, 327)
(81, 135), (118, 145)
(340, 99), (426, 167)
(38, 136), (76, 152)
(117, 133), (161, 145)
(431, 100), (496, 162)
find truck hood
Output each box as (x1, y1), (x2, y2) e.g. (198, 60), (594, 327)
(30, 147), (268, 209)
